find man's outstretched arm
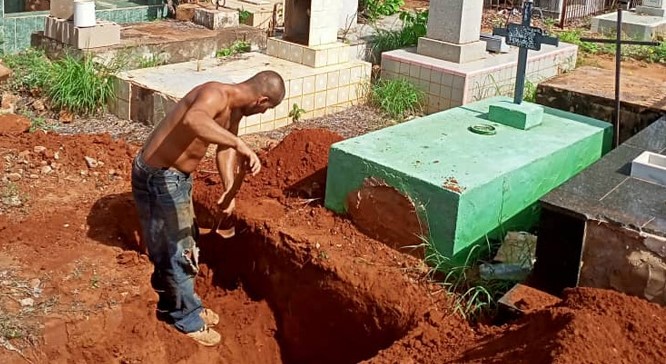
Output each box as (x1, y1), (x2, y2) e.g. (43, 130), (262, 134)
(182, 91), (261, 175)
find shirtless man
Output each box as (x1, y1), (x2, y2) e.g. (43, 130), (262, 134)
(130, 71), (285, 346)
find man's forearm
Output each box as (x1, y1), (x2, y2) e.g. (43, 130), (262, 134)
(185, 116), (241, 149)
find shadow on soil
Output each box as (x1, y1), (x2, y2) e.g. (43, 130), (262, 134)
(86, 192), (146, 254)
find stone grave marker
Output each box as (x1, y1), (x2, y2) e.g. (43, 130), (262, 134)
(417, 0), (487, 63)
(266, 0), (351, 68)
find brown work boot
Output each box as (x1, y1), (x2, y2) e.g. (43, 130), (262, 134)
(186, 326), (221, 346)
(200, 308), (219, 327)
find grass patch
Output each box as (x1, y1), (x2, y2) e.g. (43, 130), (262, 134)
(360, 0), (405, 22)
(48, 53), (117, 116)
(557, 28), (666, 63)
(2, 48), (53, 94)
(371, 9), (428, 56)
(2, 49), (121, 116)
(216, 40), (251, 58)
(369, 78), (425, 119)
(414, 237), (517, 321)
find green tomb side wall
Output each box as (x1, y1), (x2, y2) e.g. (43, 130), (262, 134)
(325, 96), (612, 261)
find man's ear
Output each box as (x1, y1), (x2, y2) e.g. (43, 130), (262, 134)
(258, 96), (270, 105)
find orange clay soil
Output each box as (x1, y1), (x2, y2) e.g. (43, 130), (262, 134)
(0, 127), (664, 364)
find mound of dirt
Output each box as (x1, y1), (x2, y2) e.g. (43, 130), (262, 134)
(461, 287), (666, 363)
(244, 128), (344, 200)
(193, 128), (343, 226)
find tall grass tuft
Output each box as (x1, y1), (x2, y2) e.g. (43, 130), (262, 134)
(47, 54), (117, 116)
(369, 78), (425, 119)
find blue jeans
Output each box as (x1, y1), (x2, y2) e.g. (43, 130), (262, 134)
(131, 151), (205, 333)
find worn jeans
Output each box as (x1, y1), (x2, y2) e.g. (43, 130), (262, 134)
(131, 151), (205, 333)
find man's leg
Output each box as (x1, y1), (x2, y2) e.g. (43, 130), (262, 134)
(132, 158), (220, 345)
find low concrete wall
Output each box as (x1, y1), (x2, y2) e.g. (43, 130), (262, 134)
(31, 24), (267, 69)
(536, 66), (666, 144)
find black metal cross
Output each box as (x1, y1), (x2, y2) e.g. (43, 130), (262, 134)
(492, 0), (559, 104)
(579, 1), (660, 148)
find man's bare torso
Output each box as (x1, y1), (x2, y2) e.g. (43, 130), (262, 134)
(141, 82), (241, 174)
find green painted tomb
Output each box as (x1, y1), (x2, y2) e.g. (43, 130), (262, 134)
(324, 96), (612, 261)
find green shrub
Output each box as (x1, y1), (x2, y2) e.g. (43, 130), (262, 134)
(369, 78), (425, 119)
(2, 49), (54, 93)
(47, 54), (117, 116)
(372, 9), (428, 55)
(361, 0), (405, 21)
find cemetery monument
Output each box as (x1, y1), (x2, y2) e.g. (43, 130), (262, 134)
(381, 0), (577, 114)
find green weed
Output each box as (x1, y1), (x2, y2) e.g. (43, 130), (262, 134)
(412, 237), (516, 321)
(2, 49), (53, 93)
(48, 53), (117, 116)
(369, 78), (425, 119)
(361, 0), (405, 21)
(137, 54), (167, 68)
(288, 103), (305, 122)
(371, 9), (428, 56)
(523, 80), (537, 103)
(238, 9), (251, 24)
(216, 40), (251, 58)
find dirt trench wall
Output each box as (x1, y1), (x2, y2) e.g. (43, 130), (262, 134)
(579, 220), (666, 306)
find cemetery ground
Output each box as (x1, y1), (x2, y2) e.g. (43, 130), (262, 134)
(1, 5), (666, 364)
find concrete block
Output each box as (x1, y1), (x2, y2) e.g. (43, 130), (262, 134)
(417, 37), (487, 64)
(481, 33), (510, 53)
(69, 21), (121, 49)
(50, 0), (74, 20)
(488, 101), (544, 130)
(324, 96), (612, 261)
(194, 8), (239, 30)
(631, 151), (666, 187)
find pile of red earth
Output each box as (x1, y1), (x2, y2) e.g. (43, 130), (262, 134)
(191, 127), (666, 363)
(2, 124), (665, 363)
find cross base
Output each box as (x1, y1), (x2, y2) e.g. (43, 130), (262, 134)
(416, 37), (487, 63)
(488, 101), (544, 130)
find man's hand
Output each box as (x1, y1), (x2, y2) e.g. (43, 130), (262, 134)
(235, 140), (261, 176)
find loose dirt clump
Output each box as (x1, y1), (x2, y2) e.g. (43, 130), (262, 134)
(455, 287), (666, 364)
(0, 114), (30, 134)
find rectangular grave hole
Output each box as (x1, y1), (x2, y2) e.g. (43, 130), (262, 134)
(195, 218), (415, 364)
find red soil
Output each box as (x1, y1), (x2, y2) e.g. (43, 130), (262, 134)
(0, 113), (31, 134)
(1, 125), (665, 364)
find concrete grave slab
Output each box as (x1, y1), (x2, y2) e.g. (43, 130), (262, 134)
(591, 11), (666, 41)
(536, 66), (666, 144)
(324, 96), (612, 262)
(533, 117), (666, 305)
(111, 52), (371, 130)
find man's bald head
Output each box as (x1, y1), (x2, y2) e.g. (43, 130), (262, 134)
(244, 70), (286, 107)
